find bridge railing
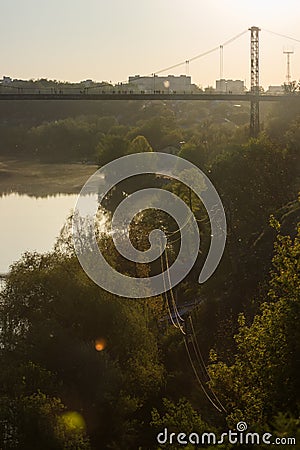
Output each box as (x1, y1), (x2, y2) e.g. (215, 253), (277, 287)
(0, 87), (293, 96)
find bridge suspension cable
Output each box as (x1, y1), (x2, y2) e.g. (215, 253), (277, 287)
(152, 29), (248, 75)
(262, 28), (300, 43)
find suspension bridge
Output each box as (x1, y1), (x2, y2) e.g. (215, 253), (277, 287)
(1, 26), (300, 137)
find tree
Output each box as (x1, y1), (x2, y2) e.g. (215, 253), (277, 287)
(0, 246), (164, 448)
(151, 398), (212, 450)
(4, 392), (91, 450)
(96, 135), (129, 166)
(127, 135), (153, 154)
(208, 218), (300, 429)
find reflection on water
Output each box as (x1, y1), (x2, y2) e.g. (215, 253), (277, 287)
(0, 193), (79, 273)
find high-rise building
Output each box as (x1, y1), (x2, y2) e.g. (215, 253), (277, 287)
(216, 79), (245, 94)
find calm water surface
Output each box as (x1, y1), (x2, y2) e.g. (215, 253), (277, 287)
(0, 193), (78, 273)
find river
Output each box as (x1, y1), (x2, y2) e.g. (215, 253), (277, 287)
(0, 192), (79, 274)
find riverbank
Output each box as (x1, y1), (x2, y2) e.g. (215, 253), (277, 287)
(0, 158), (98, 197)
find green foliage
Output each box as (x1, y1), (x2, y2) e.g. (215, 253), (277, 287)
(151, 398), (211, 450)
(0, 391), (91, 450)
(96, 134), (129, 165)
(200, 133), (299, 315)
(0, 246), (164, 448)
(178, 139), (209, 169)
(151, 397), (208, 433)
(271, 412), (300, 449)
(28, 116), (106, 162)
(208, 222), (300, 427)
(127, 135), (154, 153)
(0, 92), (299, 447)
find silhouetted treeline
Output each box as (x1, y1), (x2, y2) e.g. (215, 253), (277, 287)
(0, 99), (252, 162)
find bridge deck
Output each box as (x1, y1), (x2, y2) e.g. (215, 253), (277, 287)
(0, 93), (299, 102)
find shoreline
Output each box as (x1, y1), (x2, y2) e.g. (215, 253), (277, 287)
(0, 158), (98, 197)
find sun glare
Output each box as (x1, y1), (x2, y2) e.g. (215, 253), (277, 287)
(95, 338), (107, 351)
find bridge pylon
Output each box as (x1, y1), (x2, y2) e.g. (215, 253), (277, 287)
(249, 26), (260, 137)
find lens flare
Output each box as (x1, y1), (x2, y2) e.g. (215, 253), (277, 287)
(61, 411), (86, 432)
(95, 338), (106, 351)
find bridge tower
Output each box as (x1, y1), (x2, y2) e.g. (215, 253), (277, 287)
(249, 26), (260, 137)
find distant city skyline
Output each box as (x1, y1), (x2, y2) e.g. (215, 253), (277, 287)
(1, 0), (300, 88)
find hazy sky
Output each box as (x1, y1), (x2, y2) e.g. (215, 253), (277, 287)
(1, 0), (299, 88)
